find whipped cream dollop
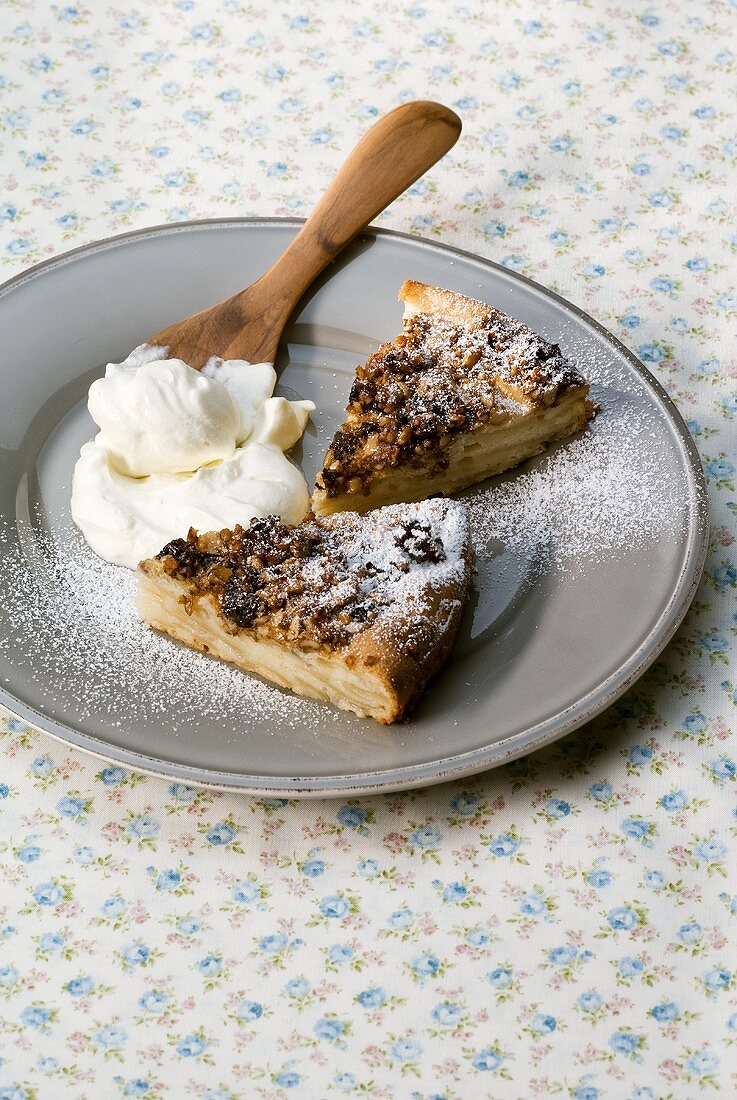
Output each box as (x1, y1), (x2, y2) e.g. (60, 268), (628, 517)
(71, 346), (315, 568)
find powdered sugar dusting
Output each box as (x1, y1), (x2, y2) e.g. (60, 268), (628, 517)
(315, 498), (470, 639)
(0, 516), (341, 733)
(467, 381), (690, 579)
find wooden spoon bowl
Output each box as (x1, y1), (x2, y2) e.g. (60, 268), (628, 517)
(147, 100), (461, 369)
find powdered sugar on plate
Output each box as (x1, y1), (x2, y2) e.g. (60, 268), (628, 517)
(467, 380), (689, 581)
(0, 515), (342, 733)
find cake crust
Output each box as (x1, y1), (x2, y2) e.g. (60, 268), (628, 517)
(312, 280), (594, 515)
(136, 500), (472, 723)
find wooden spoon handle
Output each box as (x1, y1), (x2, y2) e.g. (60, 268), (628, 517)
(150, 101), (461, 366)
(240, 100), (461, 358)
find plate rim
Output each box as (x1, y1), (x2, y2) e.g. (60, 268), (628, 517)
(0, 217), (709, 796)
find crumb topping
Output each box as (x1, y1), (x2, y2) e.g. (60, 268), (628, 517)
(317, 305), (586, 498)
(150, 500), (470, 650)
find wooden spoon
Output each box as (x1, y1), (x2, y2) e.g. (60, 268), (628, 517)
(147, 100), (461, 369)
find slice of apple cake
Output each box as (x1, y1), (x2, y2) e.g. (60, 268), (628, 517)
(136, 498), (472, 724)
(312, 280), (594, 516)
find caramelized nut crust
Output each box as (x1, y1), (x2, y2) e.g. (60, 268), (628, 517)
(316, 288), (588, 499)
(150, 509), (459, 652)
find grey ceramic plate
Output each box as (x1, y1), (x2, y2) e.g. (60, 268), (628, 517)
(0, 219), (707, 795)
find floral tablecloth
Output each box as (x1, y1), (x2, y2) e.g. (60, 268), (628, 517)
(1, 1), (736, 1097)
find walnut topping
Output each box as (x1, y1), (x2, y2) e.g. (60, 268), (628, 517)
(151, 503), (468, 651)
(394, 519), (445, 564)
(317, 298), (586, 498)
(220, 574), (262, 629)
(158, 533), (221, 574)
